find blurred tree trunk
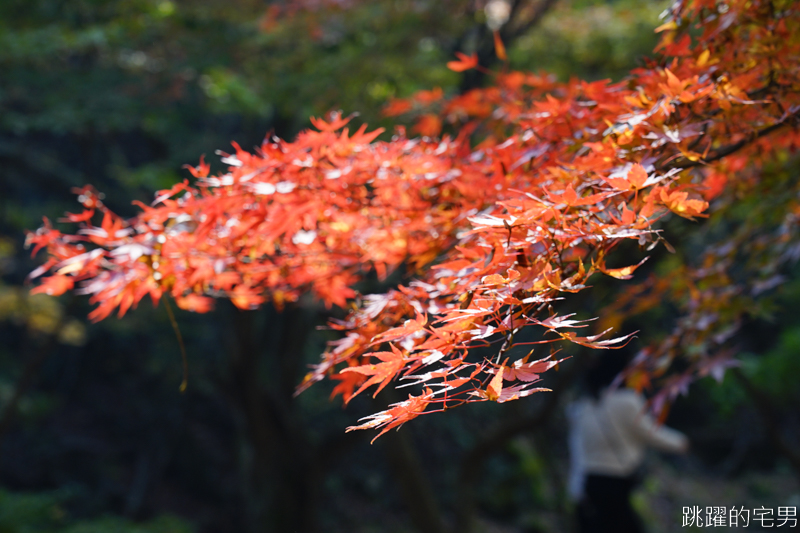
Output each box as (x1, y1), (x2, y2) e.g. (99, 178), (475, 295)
(380, 389), (447, 533)
(459, 0), (559, 92)
(228, 305), (320, 532)
(227, 303), (453, 532)
(453, 355), (583, 533)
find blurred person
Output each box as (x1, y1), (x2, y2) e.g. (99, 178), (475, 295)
(567, 352), (689, 533)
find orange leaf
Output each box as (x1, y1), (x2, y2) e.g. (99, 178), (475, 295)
(183, 155), (210, 178)
(413, 114), (442, 137)
(485, 367), (504, 401)
(383, 98), (413, 117)
(660, 188), (709, 218)
(346, 389), (433, 443)
(600, 257), (649, 280)
(627, 164), (648, 189)
(503, 355), (567, 382)
(59, 210), (95, 223)
(482, 274), (506, 285)
(493, 31), (507, 61)
(413, 87), (444, 105)
(230, 286), (265, 310)
(447, 52), (479, 72)
(31, 275), (74, 296)
(330, 360), (367, 402)
(175, 294), (215, 313)
(371, 312), (427, 345)
(341, 344), (407, 400)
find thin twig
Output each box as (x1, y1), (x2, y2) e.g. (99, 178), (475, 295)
(163, 296), (189, 393)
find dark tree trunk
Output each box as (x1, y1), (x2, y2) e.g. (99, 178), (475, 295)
(227, 305), (320, 532)
(380, 388), (447, 533)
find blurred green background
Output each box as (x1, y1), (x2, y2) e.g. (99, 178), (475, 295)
(1, 0), (798, 532)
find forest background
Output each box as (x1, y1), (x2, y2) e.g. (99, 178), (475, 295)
(1, 0), (799, 532)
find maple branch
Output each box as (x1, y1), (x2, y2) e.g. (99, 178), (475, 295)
(662, 109), (800, 171)
(25, 0), (800, 471)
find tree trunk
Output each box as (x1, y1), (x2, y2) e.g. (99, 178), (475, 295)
(227, 305), (320, 532)
(382, 427), (447, 533)
(453, 355), (583, 533)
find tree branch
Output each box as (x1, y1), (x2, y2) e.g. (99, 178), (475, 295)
(662, 109), (800, 171)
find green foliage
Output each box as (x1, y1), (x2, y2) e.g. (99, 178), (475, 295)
(512, 0), (669, 80)
(0, 489), (192, 533)
(710, 316), (800, 417)
(750, 327), (800, 400)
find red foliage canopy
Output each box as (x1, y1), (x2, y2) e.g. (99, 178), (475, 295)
(28, 0), (800, 440)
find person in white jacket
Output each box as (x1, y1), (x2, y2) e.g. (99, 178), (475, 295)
(568, 353), (689, 533)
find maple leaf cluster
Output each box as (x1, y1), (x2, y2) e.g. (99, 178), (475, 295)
(600, 151), (800, 421)
(27, 118), (493, 320)
(28, 0), (800, 439)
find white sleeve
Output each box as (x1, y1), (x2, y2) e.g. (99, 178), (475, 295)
(617, 392), (688, 453)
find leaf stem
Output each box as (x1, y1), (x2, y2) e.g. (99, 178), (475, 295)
(163, 296), (189, 393)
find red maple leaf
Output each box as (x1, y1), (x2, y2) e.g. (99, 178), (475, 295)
(446, 52), (478, 72)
